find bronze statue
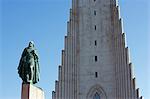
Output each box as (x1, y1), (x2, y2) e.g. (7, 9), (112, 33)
(18, 41), (40, 84)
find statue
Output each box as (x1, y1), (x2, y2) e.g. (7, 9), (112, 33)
(18, 41), (40, 84)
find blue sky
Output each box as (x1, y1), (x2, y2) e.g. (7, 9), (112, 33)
(0, 0), (149, 99)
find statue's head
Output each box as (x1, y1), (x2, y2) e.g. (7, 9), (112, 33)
(28, 41), (34, 48)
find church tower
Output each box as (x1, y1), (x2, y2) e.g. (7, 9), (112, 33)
(52, 0), (142, 99)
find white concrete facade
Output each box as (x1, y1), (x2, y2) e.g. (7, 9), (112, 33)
(52, 0), (142, 99)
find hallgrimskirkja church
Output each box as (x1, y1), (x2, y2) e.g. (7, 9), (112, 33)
(52, 0), (143, 99)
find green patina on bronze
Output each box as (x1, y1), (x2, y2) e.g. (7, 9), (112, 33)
(18, 41), (40, 84)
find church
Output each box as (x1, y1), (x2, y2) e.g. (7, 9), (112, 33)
(52, 0), (143, 99)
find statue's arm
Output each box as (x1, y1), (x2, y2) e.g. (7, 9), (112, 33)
(32, 49), (39, 60)
(33, 49), (40, 73)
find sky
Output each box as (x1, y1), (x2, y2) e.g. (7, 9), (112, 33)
(0, 0), (150, 99)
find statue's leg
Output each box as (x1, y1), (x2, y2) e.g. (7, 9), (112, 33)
(24, 66), (30, 83)
(29, 58), (35, 83)
(26, 74), (30, 83)
(26, 62), (32, 83)
(30, 65), (34, 82)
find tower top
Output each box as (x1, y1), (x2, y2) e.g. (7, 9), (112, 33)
(72, 0), (119, 8)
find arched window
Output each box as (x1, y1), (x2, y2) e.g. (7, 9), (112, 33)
(87, 85), (106, 99)
(93, 92), (100, 99)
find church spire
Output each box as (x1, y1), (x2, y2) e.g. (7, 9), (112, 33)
(52, 0), (143, 99)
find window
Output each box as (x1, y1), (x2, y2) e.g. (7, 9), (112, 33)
(94, 10), (96, 15)
(94, 25), (96, 30)
(95, 72), (98, 78)
(93, 92), (100, 99)
(95, 40), (97, 46)
(95, 56), (97, 62)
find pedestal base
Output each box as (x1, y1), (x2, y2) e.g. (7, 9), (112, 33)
(21, 84), (45, 99)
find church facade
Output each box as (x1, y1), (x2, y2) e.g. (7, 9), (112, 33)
(52, 0), (142, 99)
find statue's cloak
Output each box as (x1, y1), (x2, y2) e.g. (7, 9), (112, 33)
(18, 47), (40, 84)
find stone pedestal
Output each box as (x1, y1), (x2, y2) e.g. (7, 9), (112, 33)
(21, 84), (45, 99)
